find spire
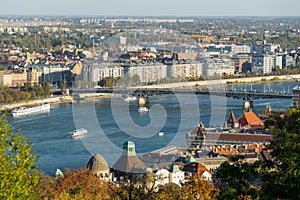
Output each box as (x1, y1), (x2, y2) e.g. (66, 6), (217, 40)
(122, 141), (136, 156)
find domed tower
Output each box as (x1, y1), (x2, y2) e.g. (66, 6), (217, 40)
(87, 153), (111, 181)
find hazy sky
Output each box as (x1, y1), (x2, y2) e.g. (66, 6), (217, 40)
(1, 0), (300, 16)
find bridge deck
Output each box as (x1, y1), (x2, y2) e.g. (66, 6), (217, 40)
(68, 88), (292, 100)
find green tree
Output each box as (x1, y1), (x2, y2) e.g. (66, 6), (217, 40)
(261, 108), (300, 199)
(41, 82), (51, 97)
(215, 156), (259, 200)
(111, 172), (155, 200)
(150, 183), (182, 200)
(181, 175), (220, 200)
(0, 114), (40, 199)
(47, 168), (113, 200)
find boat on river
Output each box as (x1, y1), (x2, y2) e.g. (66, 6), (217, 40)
(11, 103), (50, 117)
(71, 128), (88, 138)
(123, 96), (137, 102)
(138, 106), (149, 113)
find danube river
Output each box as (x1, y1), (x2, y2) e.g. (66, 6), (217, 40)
(9, 81), (299, 175)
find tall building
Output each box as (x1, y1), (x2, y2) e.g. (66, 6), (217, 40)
(233, 54), (252, 73)
(202, 57), (235, 76)
(124, 63), (167, 84)
(40, 66), (72, 86)
(167, 61), (202, 78)
(82, 63), (124, 82)
(251, 54), (264, 73)
(252, 54), (281, 74)
(27, 68), (43, 85)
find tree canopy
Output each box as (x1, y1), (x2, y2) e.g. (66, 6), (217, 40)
(0, 114), (40, 200)
(260, 108), (300, 199)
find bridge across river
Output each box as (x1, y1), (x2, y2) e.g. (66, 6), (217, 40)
(71, 88), (292, 101)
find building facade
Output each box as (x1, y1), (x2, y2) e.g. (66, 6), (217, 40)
(82, 63), (124, 82)
(167, 62), (203, 78)
(231, 44), (251, 54)
(124, 63), (167, 84)
(203, 58), (235, 76)
(233, 54), (252, 73)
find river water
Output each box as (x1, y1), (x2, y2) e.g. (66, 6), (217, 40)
(8, 81), (299, 175)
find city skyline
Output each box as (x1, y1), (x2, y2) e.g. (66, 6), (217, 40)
(1, 0), (300, 16)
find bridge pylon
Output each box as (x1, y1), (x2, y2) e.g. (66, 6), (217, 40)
(244, 100), (254, 111)
(139, 97), (149, 106)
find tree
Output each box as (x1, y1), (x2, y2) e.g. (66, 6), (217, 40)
(214, 156), (259, 200)
(0, 114), (40, 199)
(150, 176), (219, 200)
(48, 168), (113, 200)
(150, 183), (182, 200)
(111, 172), (156, 200)
(261, 109), (300, 199)
(181, 175), (220, 200)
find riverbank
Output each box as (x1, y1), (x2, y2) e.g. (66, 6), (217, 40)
(0, 93), (115, 112)
(139, 74), (300, 89)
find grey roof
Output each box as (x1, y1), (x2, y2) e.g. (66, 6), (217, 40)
(87, 153), (109, 172)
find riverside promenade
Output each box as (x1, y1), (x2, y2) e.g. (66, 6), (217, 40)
(137, 74), (300, 89)
(0, 97), (62, 111)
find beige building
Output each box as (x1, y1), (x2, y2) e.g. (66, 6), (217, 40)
(11, 71), (27, 86)
(70, 62), (83, 75)
(0, 71), (12, 86)
(168, 62), (203, 78)
(231, 44), (251, 54)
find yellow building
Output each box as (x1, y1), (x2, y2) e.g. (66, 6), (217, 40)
(27, 68), (43, 85)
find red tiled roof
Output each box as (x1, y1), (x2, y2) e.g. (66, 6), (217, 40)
(183, 162), (212, 175)
(226, 111), (238, 124)
(238, 111), (264, 127)
(205, 133), (272, 143)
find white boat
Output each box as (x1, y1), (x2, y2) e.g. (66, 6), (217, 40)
(158, 132), (164, 136)
(138, 106), (149, 113)
(11, 103), (50, 117)
(71, 128), (88, 137)
(123, 96), (137, 102)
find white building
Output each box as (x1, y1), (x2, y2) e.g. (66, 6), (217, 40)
(82, 63), (124, 82)
(231, 44), (251, 54)
(252, 54), (282, 74)
(169, 165), (185, 186)
(154, 165), (185, 188)
(203, 58), (235, 76)
(125, 63), (167, 83)
(275, 55), (283, 70)
(154, 169), (170, 187)
(119, 36), (127, 45)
